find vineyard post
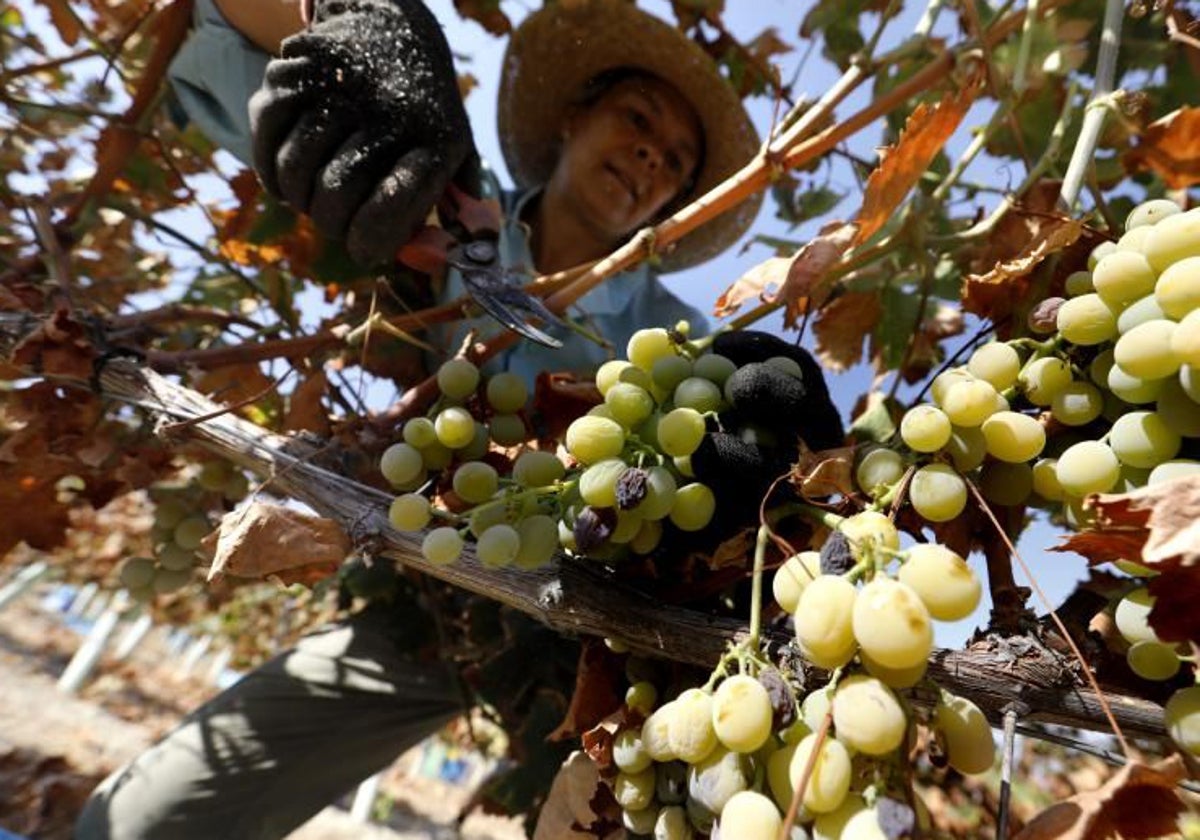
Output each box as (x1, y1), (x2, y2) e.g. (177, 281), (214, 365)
(0, 562), (49, 612)
(57, 590), (129, 695)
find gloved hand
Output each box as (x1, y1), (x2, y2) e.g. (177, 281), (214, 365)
(249, 0), (475, 266)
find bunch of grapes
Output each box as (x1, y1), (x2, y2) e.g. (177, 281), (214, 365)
(119, 460), (250, 601)
(856, 200), (1200, 529)
(380, 326), (828, 571)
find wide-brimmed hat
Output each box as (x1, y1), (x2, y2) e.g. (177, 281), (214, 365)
(497, 0), (763, 272)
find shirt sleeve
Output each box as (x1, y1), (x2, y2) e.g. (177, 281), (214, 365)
(167, 0), (268, 166)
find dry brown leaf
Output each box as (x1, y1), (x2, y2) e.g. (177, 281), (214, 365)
(547, 640), (624, 742)
(532, 751), (622, 840)
(898, 302), (965, 383)
(1014, 756), (1186, 840)
(963, 214), (1084, 319)
(855, 84), (981, 245)
(33, 0), (82, 45)
(813, 290), (883, 372)
(1052, 530), (1150, 567)
(1123, 106), (1200, 189)
(283, 369), (331, 435)
(1085, 476), (1200, 567)
(713, 255), (791, 319)
(193, 363), (275, 409)
(705, 527), (756, 571)
(9, 308), (97, 380)
(792, 446), (856, 500)
(205, 502), (349, 585)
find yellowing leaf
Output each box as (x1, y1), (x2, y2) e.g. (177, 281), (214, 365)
(855, 83), (981, 245)
(713, 256), (791, 318)
(1123, 106), (1200, 189)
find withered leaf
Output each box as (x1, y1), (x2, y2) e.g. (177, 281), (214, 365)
(1123, 106), (1200, 189)
(713, 255), (790, 319)
(282, 369), (331, 436)
(856, 82), (981, 245)
(963, 214), (1084, 319)
(395, 225), (456, 276)
(1084, 476), (1200, 567)
(792, 446), (856, 500)
(9, 308), (97, 380)
(548, 640), (624, 743)
(1146, 564), (1200, 644)
(531, 751), (620, 840)
(205, 502), (349, 586)
(1013, 756), (1186, 840)
(813, 290), (883, 372)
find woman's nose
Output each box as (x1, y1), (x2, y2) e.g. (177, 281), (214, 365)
(635, 141), (662, 172)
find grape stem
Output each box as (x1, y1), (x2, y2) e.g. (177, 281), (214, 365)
(1057, 0), (1125, 211)
(748, 525), (770, 651)
(780, 673), (840, 840)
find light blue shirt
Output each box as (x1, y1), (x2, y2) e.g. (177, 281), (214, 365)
(167, 0), (708, 383)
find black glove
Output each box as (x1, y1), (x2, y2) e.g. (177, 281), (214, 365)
(248, 0), (475, 266)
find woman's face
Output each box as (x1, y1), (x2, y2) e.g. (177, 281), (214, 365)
(552, 75), (703, 242)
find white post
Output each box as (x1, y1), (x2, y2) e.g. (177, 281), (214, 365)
(179, 633), (212, 676)
(205, 647), (232, 686)
(166, 629), (191, 656)
(349, 772), (381, 823)
(58, 591), (128, 695)
(113, 612), (154, 661)
(83, 591), (111, 623)
(0, 561), (48, 611)
(66, 581), (99, 618)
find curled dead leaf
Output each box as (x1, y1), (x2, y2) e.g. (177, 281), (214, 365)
(532, 751), (622, 840)
(1084, 476), (1200, 568)
(791, 446), (856, 500)
(963, 214), (1085, 320)
(1123, 106), (1200, 189)
(204, 501), (349, 586)
(547, 640), (624, 743)
(9, 308), (97, 380)
(813, 290), (882, 372)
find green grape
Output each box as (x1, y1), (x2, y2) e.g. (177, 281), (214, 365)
(1156, 376), (1200, 437)
(944, 425), (987, 472)
(813, 795), (867, 840)
(476, 524), (520, 568)
(1165, 685), (1200, 755)
(606, 382), (656, 428)
(688, 746), (752, 813)
(693, 353), (737, 386)
(930, 368), (974, 406)
(611, 509), (644, 543)
(119, 557), (157, 589)
(1144, 208), (1200, 272)
(773, 551), (822, 614)
(565, 415), (626, 464)
(1114, 320), (1180, 381)
(652, 354), (693, 392)
(434, 407), (476, 449)
(1121, 224), (1154, 251)
(968, 342), (1021, 390)
(153, 567), (193, 594)
(1126, 198), (1182, 230)
(222, 471), (250, 501)
(579, 458), (627, 507)
(1109, 410), (1181, 468)
(1127, 640), (1181, 681)
(1051, 381), (1104, 426)
(401, 417), (437, 449)
(596, 359), (633, 396)
(941, 379), (999, 427)
(1089, 348), (1116, 387)
(153, 497), (188, 530)
(1019, 357), (1073, 406)
(657, 408), (706, 458)
(1108, 363), (1165, 404)
(1055, 440), (1120, 495)
(512, 450), (565, 487)
(1172, 309), (1200, 367)
(485, 372), (527, 413)
(1117, 293), (1167, 335)
(832, 675), (906, 755)
(908, 463), (967, 523)
(1063, 270), (1095, 297)
(668, 688), (718, 763)
(719, 791), (781, 839)
(1031, 458), (1065, 501)
(514, 515), (559, 569)
(622, 805), (659, 836)
(767, 743), (799, 812)
(674, 377), (723, 414)
(789, 733), (851, 813)
(1092, 250), (1157, 306)
(657, 805), (693, 839)
(1184, 365), (1200, 402)
(626, 681), (658, 715)
(980, 460), (1033, 506)
(855, 448), (905, 497)
(900, 404), (952, 452)
(436, 358), (480, 400)
(488, 414), (526, 447)
(839, 510), (900, 554)
(1149, 459), (1200, 485)
(712, 675), (773, 753)
(795, 575), (858, 669)
(687, 797), (716, 834)
(937, 694), (995, 774)
(380, 442), (424, 487)
(860, 649), (928, 689)
(459, 422), (490, 462)
(614, 767), (657, 811)
(630, 517), (663, 554)
(1056, 293), (1118, 346)
(627, 327), (675, 372)
(641, 702), (678, 761)
(1114, 587), (1159, 644)
(899, 543), (981, 621)
(422, 527), (464, 566)
(389, 493), (431, 531)
(1087, 240), (1118, 271)
(1155, 255), (1200, 319)
(853, 577), (933, 669)
(158, 542), (196, 572)
(1117, 463), (1152, 492)
(842, 808), (891, 840)
(669, 482), (715, 531)
(674, 454), (695, 477)
(173, 516), (210, 551)
(197, 460), (232, 492)
(801, 685), (834, 732)
(420, 441), (454, 471)
(980, 410), (1046, 462)
(452, 461), (498, 504)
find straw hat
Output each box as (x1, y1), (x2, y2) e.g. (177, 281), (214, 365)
(497, 0), (762, 272)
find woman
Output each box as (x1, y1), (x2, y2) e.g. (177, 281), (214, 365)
(79, 4), (762, 838)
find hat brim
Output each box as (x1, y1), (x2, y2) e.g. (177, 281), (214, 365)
(497, 0), (762, 272)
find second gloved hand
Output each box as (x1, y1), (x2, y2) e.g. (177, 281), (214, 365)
(249, 0), (475, 266)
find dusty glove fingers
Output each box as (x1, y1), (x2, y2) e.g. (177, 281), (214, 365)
(691, 432), (789, 518)
(713, 330), (834, 405)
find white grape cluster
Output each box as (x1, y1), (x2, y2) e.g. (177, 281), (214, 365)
(120, 462), (250, 600)
(380, 326), (758, 570)
(857, 200), (1200, 527)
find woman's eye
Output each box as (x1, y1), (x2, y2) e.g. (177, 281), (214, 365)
(628, 109), (649, 130)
